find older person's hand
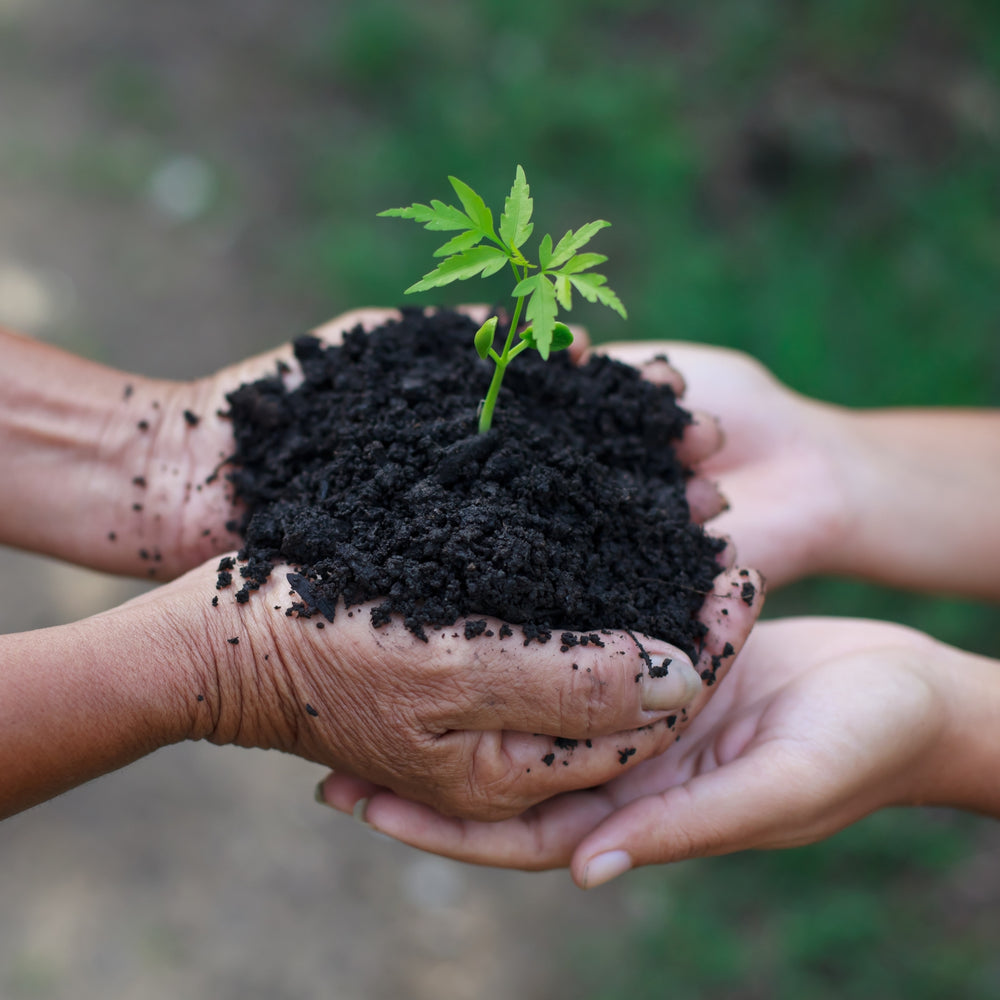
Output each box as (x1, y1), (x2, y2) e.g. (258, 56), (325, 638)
(0, 556), (762, 821)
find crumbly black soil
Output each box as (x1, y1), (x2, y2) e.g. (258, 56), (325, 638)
(223, 308), (724, 658)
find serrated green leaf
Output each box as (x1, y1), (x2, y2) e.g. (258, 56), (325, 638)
(538, 233), (553, 270)
(378, 200), (472, 232)
(433, 229), (483, 257)
(550, 220), (611, 269)
(525, 276), (558, 359)
(406, 245), (509, 293)
(511, 273), (541, 299)
(554, 274), (572, 310)
(520, 321), (573, 353)
(474, 316), (498, 360)
(568, 273), (628, 319)
(448, 176), (497, 240)
(555, 252), (608, 275)
(499, 165), (534, 252)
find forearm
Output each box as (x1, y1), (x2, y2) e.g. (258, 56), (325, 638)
(823, 408), (1000, 600)
(0, 588), (201, 818)
(0, 327), (210, 577)
(922, 643), (1000, 818)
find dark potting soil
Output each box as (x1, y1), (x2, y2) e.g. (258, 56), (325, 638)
(222, 308), (724, 658)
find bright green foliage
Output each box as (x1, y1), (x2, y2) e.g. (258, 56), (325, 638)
(379, 165), (625, 432)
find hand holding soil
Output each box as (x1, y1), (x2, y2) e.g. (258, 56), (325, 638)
(603, 341), (1000, 599)
(324, 615), (1000, 887)
(0, 309), (761, 821)
(173, 556), (734, 822)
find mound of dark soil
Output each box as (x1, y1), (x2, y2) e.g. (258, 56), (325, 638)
(223, 308), (724, 657)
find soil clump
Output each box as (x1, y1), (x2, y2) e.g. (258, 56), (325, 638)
(223, 308), (724, 657)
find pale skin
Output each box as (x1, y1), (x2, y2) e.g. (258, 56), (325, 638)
(0, 314), (760, 820)
(318, 340), (1000, 886)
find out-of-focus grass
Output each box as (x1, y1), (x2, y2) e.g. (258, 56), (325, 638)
(576, 810), (1000, 1000)
(274, 2), (1000, 994)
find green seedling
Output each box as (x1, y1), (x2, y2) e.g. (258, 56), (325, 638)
(379, 165), (626, 433)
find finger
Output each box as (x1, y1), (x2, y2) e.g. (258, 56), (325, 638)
(564, 323), (591, 362)
(712, 533), (737, 571)
(591, 345), (686, 395)
(685, 476), (729, 524)
(674, 410), (725, 468)
(490, 720), (681, 812)
(309, 307), (402, 345)
(571, 745), (824, 888)
(316, 772), (383, 813)
(692, 567), (764, 692)
(320, 719), (681, 825)
(423, 624), (706, 738)
(321, 778), (616, 870)
(662, 567), (764, 744)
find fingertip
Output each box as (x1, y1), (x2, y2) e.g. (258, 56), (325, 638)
(316, 772), (382, 815)
(686, 476), (729, 524)
(578, 849), (633, 890)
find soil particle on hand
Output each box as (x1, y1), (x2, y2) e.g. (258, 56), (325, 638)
(618, 747), (637, 764)
(740, 581), (756, 606)
(183, 409), (201, 427)
(305, 703), (319, 717)
(541, 753), (555, 767)
(553, 737), (578, 751)
(463, 619), (488, 639)
(227, 636), (239, 645)
(222, 309), (724, 655)
(648, 657), (672, 679)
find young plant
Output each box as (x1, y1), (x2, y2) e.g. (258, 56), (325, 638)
(379, 165), (626, 433)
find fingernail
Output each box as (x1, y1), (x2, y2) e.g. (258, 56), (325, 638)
(640, 652), (702, 711)
(583, 850), (632, 889)
(352, 797), (371, 826)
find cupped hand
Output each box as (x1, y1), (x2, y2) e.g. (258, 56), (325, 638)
(166, 555), (761, 821)
(597, 343), (855, 587)
(315, 564), (764, 822)
(98, 308), (405, 581)
(101, 313), (734, 580)
(331, 616), (965, 885)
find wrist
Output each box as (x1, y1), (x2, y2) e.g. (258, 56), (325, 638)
(0, 329), (241, 578)
(922, 643), (1000, 816)
(0, 588), (200, 817)
(820, 409), (1000, 598)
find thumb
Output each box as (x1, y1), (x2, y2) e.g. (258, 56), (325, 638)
(570, 748), (822, 889)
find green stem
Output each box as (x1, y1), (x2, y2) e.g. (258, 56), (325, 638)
(478, 279), (527, 434)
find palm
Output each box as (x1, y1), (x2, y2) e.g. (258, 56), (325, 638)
(596, 618), (942, 849)
(344, 617), (944, 876)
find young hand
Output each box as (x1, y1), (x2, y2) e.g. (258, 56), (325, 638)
(322, 616), (1000, 886)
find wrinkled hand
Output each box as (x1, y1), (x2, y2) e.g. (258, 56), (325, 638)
(164, 557), (762, 821)
(98, 309), (406, 580)
(315, 564), (763, 821)
(598, 343), (854, 588)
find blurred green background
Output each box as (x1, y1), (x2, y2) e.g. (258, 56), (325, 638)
(1, 1), (998, 997)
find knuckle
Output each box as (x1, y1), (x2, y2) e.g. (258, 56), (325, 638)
(561, 660), (632, 738)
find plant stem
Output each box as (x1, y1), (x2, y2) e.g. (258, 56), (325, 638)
(478, 290), (526, 434)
